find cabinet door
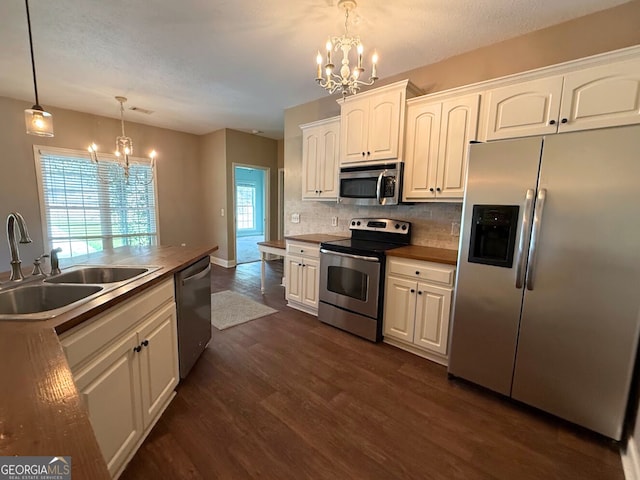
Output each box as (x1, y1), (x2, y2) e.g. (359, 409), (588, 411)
(383, 276), (416, 342)
(301, 257), (319, 309)
(318, 123), (340, 198)
(285, 256), (303, 304)
(302, 127), (320, 199)
(138, 302), (179, 429)
(403, 101), (441, 200)
(368, 89), (403, 161)
(435, 94), (480, 199)
(559, 58), (640, 133)
(413, 283), (452, 355)
(341, 98), (370, 163)
(485, 76), (563, 140)
(74, 332), (143, 477)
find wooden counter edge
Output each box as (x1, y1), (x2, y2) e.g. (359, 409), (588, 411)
(386, 246), (458, 266)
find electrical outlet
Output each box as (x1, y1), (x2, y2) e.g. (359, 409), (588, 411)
(220, 208), (225, 217)
(291, 213), (300, 224)
(331, 216), (338, 227)
(451, 222), (461, 236)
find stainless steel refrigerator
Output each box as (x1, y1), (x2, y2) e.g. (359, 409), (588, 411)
(448, 124), (640, 440)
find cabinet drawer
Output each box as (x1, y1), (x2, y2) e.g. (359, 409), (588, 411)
(387, 257), (455, 286)
(61, 279), (175, 372)
(286, 241), (320, 258)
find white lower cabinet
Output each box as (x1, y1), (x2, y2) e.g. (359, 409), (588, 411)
(383, 257), (455, 365)
(285, 241), (320, 315)
(60, 279), (179, 479)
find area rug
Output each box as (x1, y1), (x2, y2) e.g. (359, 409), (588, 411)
(211, 290), (277, 330)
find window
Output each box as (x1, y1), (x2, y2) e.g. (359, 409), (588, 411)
(236, 184), (256, 230)
(35, 147), (158, 259)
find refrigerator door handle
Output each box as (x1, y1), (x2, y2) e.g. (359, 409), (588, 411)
(525, 188), (547, 291)
(515, 189), (536, 289)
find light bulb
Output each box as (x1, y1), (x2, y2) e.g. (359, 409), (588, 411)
(115, 151), (121, 157)
(150, 150), (157, 159)
(326, 40), (332, 52)
(33, 114), (44, 129)
(124, 147), (130, 155)
(353, 68), (360, 79)
(357, 44), (364, 55)
(316, 51), (323, 65)
(372, 52), (378, 64)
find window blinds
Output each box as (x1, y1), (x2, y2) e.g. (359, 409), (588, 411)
(36, 149), (158, 259)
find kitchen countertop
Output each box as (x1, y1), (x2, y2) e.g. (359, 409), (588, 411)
(0, 244), (217, 479)
(387, 245), (458, 265)
(257, 239), (286, 250)
(284, 234), (348, 244)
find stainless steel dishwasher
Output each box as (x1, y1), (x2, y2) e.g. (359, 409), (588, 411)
(175, 256), (212, 379)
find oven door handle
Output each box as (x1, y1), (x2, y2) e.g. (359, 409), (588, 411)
(375, 170), (386, 205)
(320, 249), (380, 263)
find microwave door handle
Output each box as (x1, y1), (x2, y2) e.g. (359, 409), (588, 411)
(376, 170), (386, 205)
(515, 189), (535, 289)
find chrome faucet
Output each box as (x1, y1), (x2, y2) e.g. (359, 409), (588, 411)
(50, 247), (62, 276)
(6, 212), (32, 281)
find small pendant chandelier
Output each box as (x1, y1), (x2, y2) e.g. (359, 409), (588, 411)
(315, 0), (379, 97)
(24, 0), (53, 137)
(88, 96), (157, 185)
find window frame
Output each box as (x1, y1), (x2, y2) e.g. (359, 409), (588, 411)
(33, 145), (161, 257)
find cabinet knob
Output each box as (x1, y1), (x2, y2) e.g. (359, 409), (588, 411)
(429, 188), (434, 192)
(315, 190), (318, 194)
(549, 119), (556, 125)
(301, 250), (304, 253)
(436, 187), (441, 192)
(318, 190), (322, 194)
(561, 118), (568, 124)
(362, 152), (365, 156)
(410, 289), (415, 293)
(141, 340), (149, 347)
(133, 345), (142, 353)
(418, 291), (422, 295)
(416, 271), (420, 275)
(367, 151), (371, 156)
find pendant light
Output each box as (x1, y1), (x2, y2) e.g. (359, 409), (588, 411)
(24, 0), (53, 137)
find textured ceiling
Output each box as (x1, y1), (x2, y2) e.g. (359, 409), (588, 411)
(0, 0), (631, 138)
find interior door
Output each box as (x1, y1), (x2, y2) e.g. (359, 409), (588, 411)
(448, 137), (542, 395)
(512, 125), (640, 440)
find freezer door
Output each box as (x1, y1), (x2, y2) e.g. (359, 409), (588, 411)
(448, 137), (542, 395)
(512, 125), (640, 440)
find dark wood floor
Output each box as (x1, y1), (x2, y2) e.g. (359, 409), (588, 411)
(121, 260), (624, 480)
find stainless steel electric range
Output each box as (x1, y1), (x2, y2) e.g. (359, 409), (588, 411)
(318, 218), (411, 342)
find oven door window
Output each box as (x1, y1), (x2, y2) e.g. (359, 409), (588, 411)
(340, 177), (377, 198)
(327, 266), (368, 301)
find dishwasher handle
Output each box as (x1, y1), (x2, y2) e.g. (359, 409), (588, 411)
(182, 264), (211, 286)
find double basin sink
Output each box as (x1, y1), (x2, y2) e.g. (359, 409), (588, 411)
(0, 266), (160, 320)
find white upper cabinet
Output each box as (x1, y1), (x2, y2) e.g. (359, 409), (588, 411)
(403, 94), (479, 201)
(559, 58), (640, 132)
(483, 56), (640, 140)
(339, 80), (420, 165)
(484, 76), (563, 140)
(301, 116), (340, 200)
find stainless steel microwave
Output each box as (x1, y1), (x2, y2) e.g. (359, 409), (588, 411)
(338, 162), (403, 206)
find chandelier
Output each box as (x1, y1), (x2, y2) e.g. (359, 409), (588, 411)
(315, 0), (379, 97)
(24, 0), (53, 137)
(88, 96), (157, 184)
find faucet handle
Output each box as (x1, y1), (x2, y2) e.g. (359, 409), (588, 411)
(32, 254), (49, 276)
(50, 247), (63, 275)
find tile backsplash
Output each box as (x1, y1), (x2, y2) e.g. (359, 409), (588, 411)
(284, 199), (462, 250)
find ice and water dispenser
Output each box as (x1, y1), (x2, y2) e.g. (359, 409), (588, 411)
(468, 205), (519, 268)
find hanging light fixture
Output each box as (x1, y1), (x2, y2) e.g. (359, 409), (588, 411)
(24, 0), (53, 137)
(88, 96), (157, 185)
(315, 0), (379, 97)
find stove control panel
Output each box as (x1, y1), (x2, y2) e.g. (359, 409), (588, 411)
(349, 218), (411, 234)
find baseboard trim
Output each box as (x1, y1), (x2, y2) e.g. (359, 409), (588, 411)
(383, 337), (448, 366)
(622, 435), (640, 480)
(210, 256), (237, 268)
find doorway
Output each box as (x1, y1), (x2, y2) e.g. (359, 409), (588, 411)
(233, 164), (269, 264)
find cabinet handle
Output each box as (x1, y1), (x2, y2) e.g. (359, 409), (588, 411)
(436, 187), (441, 192)
(415, 271), (420, 275)
(418, 291), (422, 295)
(429, 188), (434, 192)
(141, 340), (149, 347)
(133, 345), (142, 353)
(561, 118), (568, 124)
(549, 119), (556, 125)
(410, 289), (415, 293)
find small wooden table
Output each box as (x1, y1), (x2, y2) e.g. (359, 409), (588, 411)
(257, 239), (286, 294)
